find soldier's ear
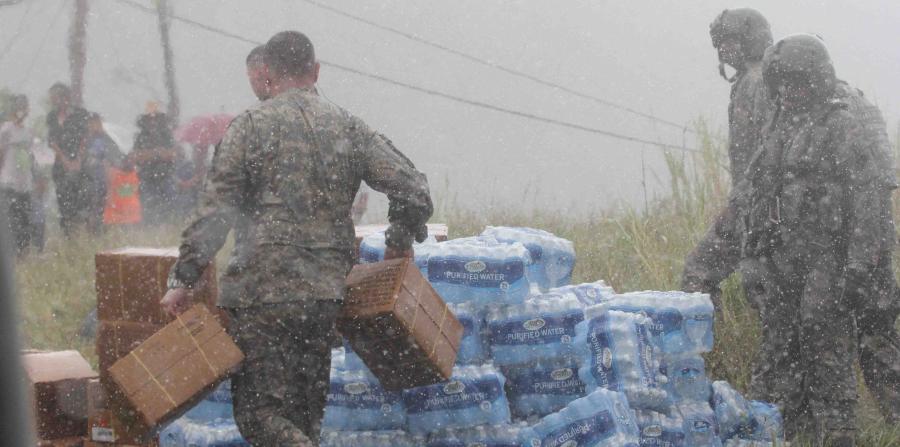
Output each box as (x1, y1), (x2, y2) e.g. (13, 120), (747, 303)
(312, 62), (321, 83)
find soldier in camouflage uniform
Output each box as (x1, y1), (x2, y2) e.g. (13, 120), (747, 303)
(684, 12), (900, 429)
(162, 31), (433, 446)
(692, 34), (895, 445)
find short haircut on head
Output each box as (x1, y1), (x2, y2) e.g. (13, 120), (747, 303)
(49, 82), (71, 99)
(264, 31), (316, 78)
(246, 44), (267, 67)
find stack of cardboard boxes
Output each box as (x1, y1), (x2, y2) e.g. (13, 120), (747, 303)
(91, 248), (219, 446)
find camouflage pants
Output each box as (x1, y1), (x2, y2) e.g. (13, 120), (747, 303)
(227, 300), (341, 447)
(745, 256), (900, 426)
(748, 251), (858, 443)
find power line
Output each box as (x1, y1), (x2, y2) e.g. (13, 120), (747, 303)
(297, 0), (695, 135)
(113, 0), (696, 153)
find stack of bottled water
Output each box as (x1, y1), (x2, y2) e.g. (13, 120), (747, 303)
(481, 226), (576, 291)
(402, 364), (511, 435)
(574, 308), (668, 411)
(486, 292), (584, 366)
(711, 381), (754, 441)
(598, 291), (715, 354)
(426, 422), (530, 446)
(358, 231), (439, 274)
(159, 380), (249, 447)
(661, 355), (712, 404)
(447, 301), (489, 365)
(319, 430), (425, 447)
(323, 368), (406, 431)
(550, 280), (616, 307)
(502, 357), (586, 419)
(426, 236), (533, 307)
(634, 408), (687, 446)
(519, 388), (641, 447)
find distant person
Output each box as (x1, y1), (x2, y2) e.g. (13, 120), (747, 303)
(130, 101), (178, 225)
(84, 113), (123, 233)
(0, 95), (37, 257)
(162, 31), (433, 446)
(46, 83), (90, 237)
(246, 44), (271, 101)
(174, 143), (209, 217)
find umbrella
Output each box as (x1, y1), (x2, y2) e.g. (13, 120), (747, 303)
(175, 113), (234, 148)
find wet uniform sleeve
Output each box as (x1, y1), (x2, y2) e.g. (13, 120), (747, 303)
(832, 112), (897, 274)
(681, 185), (745, 290)
(351, 118), (433, 250)
(171, 113), (255, 287)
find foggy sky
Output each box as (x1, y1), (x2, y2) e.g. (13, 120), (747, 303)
(1, 0), (897, 215)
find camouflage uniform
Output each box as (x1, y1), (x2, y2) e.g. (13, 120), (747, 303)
(731, 35), (893, 444)
(169, 86), (433, 446)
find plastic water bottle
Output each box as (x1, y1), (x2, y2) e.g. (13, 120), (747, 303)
(486, 293), (584, 366)
(710, 381), (753, 441)
(402, 364), (511, 435)
(574, 308), (668, 411)
(426, 237), (533, 307)
(723, 438), (776, 447)
(323, 369), (405, 431)
(426, 422), (530, 446)
(660, 354), (711, 404)
(182, 381), (234, 422)
(519, 388), (640, 447)
(341, 341), (371, 372)
(746, 401), (783, 442)
(502, 357), (586, 418)
(320, 430), (423, 447)
(597, 291), (714, 355)
(677, 402), (722, 447)
(359, 231), (439, 274)
(481, 226), (576, 291)
(447, 302), (488, 365)
(634, 409), (686, 447)
(550, 280), (616, 307)
(160, 418), (250, 447)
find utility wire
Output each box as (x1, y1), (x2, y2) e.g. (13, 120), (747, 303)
(113, 0), (697, 153)
(0, 0), (35, 64)
(298, 0), (695, 134)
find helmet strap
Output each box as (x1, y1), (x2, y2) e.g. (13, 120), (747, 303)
(718, 62), (738, 83)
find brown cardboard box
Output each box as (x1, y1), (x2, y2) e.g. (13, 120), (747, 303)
(353, 223), (449, 261)
(107, 304), (244, 427)
(23, 350), (98, 440)
(95, 248), (217, 324)
(86, 378), (106, 416)
(337, 258), (463, 391)
(96, 321), (164, 376)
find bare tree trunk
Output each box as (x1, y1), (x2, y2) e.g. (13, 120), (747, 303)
(157, 0), (180, 125)
(68, 0), (88, 106)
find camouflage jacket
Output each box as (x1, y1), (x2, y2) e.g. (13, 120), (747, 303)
(171, 87), (433, 307)
(727, 61), (773, 185)
(684, 86), (896, 287)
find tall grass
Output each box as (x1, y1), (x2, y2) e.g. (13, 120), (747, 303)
(12, 124), (899, 444)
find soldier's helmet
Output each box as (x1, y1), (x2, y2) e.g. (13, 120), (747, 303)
(761, 33), (837, 101)
(709, 8), (773, 62)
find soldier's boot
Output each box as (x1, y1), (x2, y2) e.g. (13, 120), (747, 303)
(859, 332), (900, 423)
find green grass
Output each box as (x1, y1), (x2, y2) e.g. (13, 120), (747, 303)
(12, 123), (900, 445)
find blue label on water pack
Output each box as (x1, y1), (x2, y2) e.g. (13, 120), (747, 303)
(587, 317), (620, 390)
(489, 312), (583, 347)
(610, 306), (683, 337)
(640, 428), (686, 447)
(538, 411), (616, 447)
(429, 256), (525, 288)
(404, 377), (504, 413)
(634, 323), (656, 387)
(429, 441), (520, 447)
(506, 364), (586, 397)
(327, 380), (398, 410)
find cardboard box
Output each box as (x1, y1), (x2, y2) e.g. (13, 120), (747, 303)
(337, 258), (463, 391)
(23, 350), (98, 440)
(95, 248), (217, 324)
(107, 304), (244, 427)
(86, 378), (106, 416)
(96, 321), (164, 375)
